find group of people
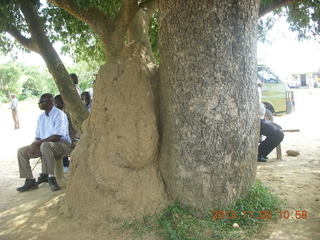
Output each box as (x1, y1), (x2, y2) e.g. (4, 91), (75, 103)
(14, 73), (283, 193)
(16, 73), (92, 192)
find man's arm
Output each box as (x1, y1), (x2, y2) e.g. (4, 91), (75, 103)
(30, 135), (62, 156)
(33, 135), (62, 146)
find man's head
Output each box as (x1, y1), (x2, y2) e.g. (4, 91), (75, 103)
(81, 91), (91, 105)
(11, 94), (16, 99)
(54, 95), (64, 110)
(38, 93), (54, 112)
(70, 73), (78, 85)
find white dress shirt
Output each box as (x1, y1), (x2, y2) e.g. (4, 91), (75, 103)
(35, 106), (71, 143)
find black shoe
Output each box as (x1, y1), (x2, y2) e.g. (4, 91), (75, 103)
(16, 179), (38, 192)
(258, 156), (268, 162)
(37, 173), (48, 184)
(48, 177), (61, 191)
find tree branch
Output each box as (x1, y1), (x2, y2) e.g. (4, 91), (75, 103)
(17, 0), (88, 131)
(49, 0), (146, 59)
(114, 0), (139, 29)
(259, 0), (298, 17)
(48, 0), (112, 40)
(6, 26), (41, 54)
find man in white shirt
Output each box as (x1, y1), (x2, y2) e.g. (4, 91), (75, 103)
(10, 94), (20, 129)
(16, 93), (71, 192)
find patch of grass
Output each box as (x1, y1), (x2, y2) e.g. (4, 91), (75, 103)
(120, 181), (282, 239)
(120, 215), (155, 237)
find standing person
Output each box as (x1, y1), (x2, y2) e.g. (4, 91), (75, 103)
(9, 94), (20, 129)
(16, 93), (71, 192)
(70, 73), (81, 95)
(258, 81), (284, 162)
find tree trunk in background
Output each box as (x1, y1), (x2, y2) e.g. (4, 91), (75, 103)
(18, 0), (88, 131)
(159, 0), (260, 208)
(65, 43), (167, 221)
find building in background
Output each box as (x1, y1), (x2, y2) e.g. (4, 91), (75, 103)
(290, 72), (320, 88)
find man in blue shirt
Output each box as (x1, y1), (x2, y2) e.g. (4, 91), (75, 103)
(16, 93), (71, 192)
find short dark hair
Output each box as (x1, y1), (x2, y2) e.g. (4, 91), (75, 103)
(81, 91), (91, 106)
(70, 73), (78, 84)
(54, 94), (65, 110)
(40, 93), (54, 104)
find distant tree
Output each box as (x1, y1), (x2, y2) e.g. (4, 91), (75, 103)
(0, 62), (22, 102)
(0, 0), (88, 130)
(22, 77), (41, 96)
(259, 0), (320, 41)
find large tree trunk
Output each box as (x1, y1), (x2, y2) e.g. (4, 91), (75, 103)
(158, 0), (260, 208)
(65, 43), (167, 220)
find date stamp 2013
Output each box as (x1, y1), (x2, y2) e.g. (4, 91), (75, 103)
(211, 210), (308, 220)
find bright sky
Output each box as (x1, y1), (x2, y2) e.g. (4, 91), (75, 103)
(257, 17), (320, 80)
(0, 40), (74, 66)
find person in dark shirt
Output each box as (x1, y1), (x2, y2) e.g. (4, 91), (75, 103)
(258, 81), (284, 162)
(54, 95), (78, 172)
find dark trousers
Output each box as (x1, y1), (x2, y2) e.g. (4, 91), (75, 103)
(259, 119), (284, 158)
(63, 156), (69, 167)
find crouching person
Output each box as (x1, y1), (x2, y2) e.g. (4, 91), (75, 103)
(17, 93), (71, 192)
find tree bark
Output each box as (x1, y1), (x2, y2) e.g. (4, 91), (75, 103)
(6, 26), (40, 54)
(18, 0), (88, 131)
(48, 0), (140, 61)
(159, 0), (260, 208)
(65, 43), (167, 221)
(128, 10), (155, 61)
(46, 0), (167, 221)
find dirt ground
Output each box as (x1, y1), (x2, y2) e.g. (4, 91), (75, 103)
(0, 89), (319, 240)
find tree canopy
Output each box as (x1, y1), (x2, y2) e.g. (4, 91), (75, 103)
(259, 0), (320, 41)
(1, 1), (319, 65)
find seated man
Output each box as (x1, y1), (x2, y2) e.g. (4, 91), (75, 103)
(16, 93), (71, 192)
(258, 118), (284, 162)
(258, 81), (284, 162)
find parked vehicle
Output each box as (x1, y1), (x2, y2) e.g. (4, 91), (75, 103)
(288, 80), (301, 89)
(258, 65), (295, 116)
